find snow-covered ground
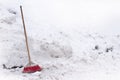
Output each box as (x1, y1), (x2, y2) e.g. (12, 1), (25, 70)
(0, 0), (120, 80)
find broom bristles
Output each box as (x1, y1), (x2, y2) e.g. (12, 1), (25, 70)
(23, 65), (42, 73)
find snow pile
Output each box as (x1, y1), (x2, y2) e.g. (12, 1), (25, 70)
(0, 2), (120, 80)
(0, 5), (74, 80)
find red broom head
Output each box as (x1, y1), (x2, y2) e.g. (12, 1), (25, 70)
(22, 65), (42, 73)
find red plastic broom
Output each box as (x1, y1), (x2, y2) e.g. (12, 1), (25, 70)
(20, 5), (42, 73)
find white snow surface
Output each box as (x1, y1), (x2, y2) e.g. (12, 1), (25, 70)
(0, 0), (120, 80)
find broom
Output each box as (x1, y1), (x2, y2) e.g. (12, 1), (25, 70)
(20, 5), (42, 73)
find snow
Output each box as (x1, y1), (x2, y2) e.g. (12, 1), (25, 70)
(0, 0), (120, 80)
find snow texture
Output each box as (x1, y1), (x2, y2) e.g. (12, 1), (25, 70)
(0, 0), (120, 80)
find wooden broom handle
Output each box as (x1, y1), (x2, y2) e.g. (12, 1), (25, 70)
(20, 5), (31, 64)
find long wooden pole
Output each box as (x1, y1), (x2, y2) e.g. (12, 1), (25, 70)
(20, 5), (31, 65)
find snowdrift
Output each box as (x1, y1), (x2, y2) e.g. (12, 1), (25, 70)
(0, 4), (120, 80)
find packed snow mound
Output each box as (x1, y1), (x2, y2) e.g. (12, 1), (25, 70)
(0, 6), (17, 24)
(0, 6), (73, 67)
(1, 5), (120, 80)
